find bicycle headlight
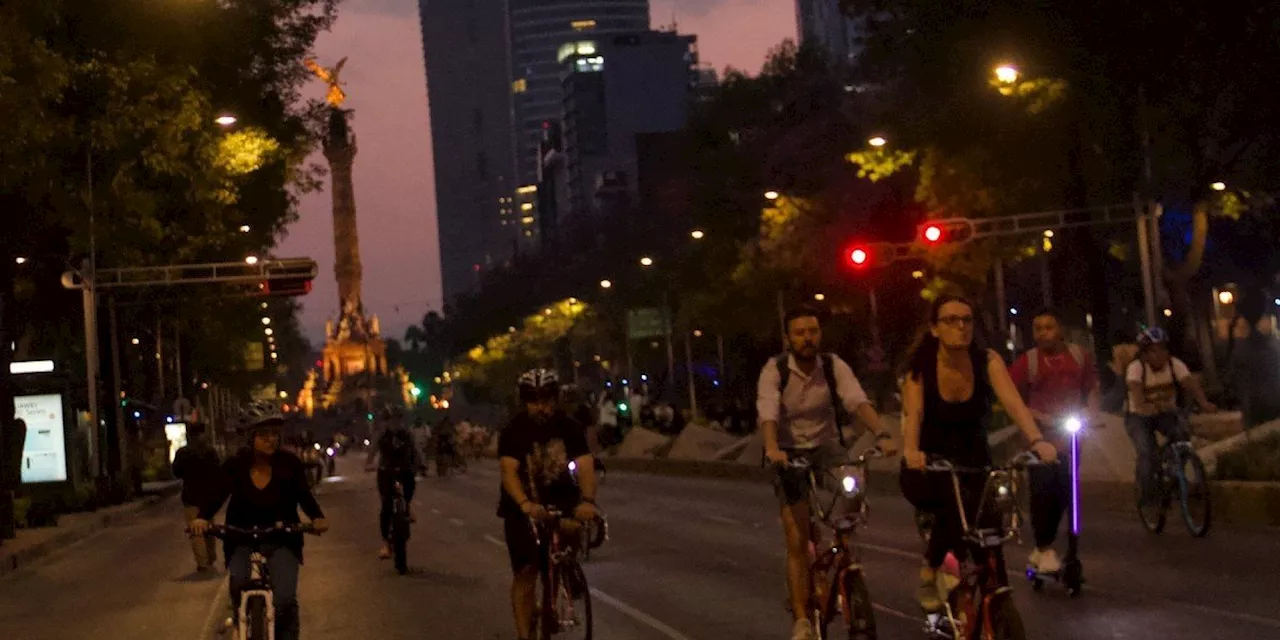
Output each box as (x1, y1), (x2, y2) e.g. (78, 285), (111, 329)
(1064, 415), (1083, 434)
(568, 460), (577, 472)
(325, 447), (334, 457)
(842, 475), (857, 494)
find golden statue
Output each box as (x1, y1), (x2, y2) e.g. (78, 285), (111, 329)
(304, 56), (349, 107)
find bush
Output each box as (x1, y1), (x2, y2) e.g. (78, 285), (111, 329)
(1216, 433), (1280, 481)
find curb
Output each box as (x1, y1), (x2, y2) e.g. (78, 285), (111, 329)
(0, 484), (181, 578)
(606, 457), (1280, 529)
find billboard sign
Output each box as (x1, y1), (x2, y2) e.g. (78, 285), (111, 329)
(16, 393), (68, 484)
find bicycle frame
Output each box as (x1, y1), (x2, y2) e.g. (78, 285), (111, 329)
(239, 552), (276, 640)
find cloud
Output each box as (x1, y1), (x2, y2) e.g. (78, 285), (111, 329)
(344, 0), (421, 19)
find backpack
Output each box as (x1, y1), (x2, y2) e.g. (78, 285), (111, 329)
(775, 353), (849, 447)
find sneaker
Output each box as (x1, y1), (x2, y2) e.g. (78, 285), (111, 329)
(917, 567), (943, 612)
(790, 618), (816, 640)
(378, 543), (391, 560)
(935, 569), (961, 602)
(1036, 548), (1062, 573)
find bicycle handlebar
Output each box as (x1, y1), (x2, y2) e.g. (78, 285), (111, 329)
(924, 450), (1041, 473)
(780, 446), (887, 470)
(196, 523), (318, 539)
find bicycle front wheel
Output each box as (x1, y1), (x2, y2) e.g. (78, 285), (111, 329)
(558, 560), (593, 639)
(1136, 469), (1169, 534)
(980, 595), (1027, 640)
(1177, 451), (1212, 537)
(245, 597), (270, 640)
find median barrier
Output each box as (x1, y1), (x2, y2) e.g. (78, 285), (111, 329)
(614, 427), (673, 459)
(668, 424), (740, 461)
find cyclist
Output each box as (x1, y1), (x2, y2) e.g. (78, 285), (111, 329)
(756, 305), (897, 640)
(498, 368), (598, 640)
(190, 415), (329, 640)
(1126, 327), (1216, 507)
(366, 416), (426, 560)
(1008, 308), (1099, 574)
(899, 295), (1056, 612)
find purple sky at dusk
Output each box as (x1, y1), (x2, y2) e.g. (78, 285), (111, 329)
(280, 0), (798, 346)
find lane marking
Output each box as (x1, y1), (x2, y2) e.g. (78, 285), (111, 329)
(198, 574), (230, 640)
(430, 508), (441, 515)
(871, 602), (916, 622)
(449, 517), (465, 527)
(856, 542), (921, 561)
(484, 534), (505, 547)
(705, 514), (741, 526)
(590, 588), (699, 640)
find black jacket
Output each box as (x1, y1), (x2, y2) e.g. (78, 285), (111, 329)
(172, 442), (221, 507)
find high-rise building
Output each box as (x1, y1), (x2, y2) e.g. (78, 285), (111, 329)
(508, 0), (650, 192)
(419, 0), (519, 301)
(795, 0), (862, 65)
(555, 30), (699, 222)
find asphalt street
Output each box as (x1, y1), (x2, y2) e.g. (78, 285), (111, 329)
(2, 454), (1277, 639)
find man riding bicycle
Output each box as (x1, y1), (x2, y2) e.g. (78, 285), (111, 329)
(498, 368), (599, 640)
(366, 415), (426, 560)
(756, 306), (897, 640)
(1126, 327), (1216, 507)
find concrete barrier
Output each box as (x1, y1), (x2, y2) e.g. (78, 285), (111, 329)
(614, 427), (673, 459)
(668, 424), (740, 461)
(1198, 419), (1280, 475)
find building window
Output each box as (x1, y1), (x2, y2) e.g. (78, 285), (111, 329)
(571, 19), (596, 30)
(512, 78), (527, 94)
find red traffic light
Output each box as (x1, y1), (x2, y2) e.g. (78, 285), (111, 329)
(923, 224), (943, 243)
(849, 247), (869, 266)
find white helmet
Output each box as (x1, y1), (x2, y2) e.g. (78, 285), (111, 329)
(518, 368), (560, 401)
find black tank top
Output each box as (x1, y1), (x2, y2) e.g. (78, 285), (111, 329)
(920, 350), (994, 467)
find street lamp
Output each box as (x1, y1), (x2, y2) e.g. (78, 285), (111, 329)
(264, 328), (274, 336)
(14, 257), (26, 265)
(994, 64), (1020, 84)
(690, 229), (705, 240)
(1218, 290), (1235, 305)
(912, 270), (925, 279)
(868, 136), (887, 147)
(599, 279), (612, 289)
(245, 256), (259, 265)
(1043, 229), (1055, 238)
(239, 225), (251, 233)
(215, 114), (238, 127)
(814, 293), (826, 301)
(261, 317), (271, 325)
(764, 190), (780, 201)
(639, 257), (654, 267)
(1211, 181), (1227, 191)
(131, 337), (140, 346)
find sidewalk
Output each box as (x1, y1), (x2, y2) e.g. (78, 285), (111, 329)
(0, 480), (181, 578)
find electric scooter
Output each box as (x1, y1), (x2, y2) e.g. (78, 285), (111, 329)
(1026, 414), (1084, 597)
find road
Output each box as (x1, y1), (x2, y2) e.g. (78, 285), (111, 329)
(2, 455), (1277, 639)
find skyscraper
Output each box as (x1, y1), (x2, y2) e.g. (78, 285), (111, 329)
(795, 0), (861, 65)
(419, 0), (519, 301)
(508, 0), (650, 191)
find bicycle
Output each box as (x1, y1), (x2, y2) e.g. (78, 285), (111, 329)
(529, 509), (593, 640)
(916, 452), (1037, 640)
(1136, 415), (1211, 537)
(782, 447), (884, 640)
(566, 460), (609, 562)
(204, 523), (317, 640)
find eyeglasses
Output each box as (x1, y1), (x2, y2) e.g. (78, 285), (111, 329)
(937, 315), (975, 327)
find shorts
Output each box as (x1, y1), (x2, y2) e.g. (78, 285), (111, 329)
(773, 441), (847, 506)
(503, 516), (548, 573)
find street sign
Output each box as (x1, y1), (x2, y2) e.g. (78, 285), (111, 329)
(627, 308), (669, 340)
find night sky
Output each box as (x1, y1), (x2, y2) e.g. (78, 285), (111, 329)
(279, 0), (798, 345)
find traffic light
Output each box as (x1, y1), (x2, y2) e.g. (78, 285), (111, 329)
(847, 245), (874, 268)
(258, 275), (314, 297)
(915, 219), (974, 245)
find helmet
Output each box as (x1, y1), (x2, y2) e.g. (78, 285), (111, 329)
(518, 368), (560, 402)
(242, 413), (285, 436)
(1136, 326), (1169, 348)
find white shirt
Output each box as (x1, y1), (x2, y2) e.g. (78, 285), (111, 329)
(1126, 357), (1191, 416)
(756, 353), (870, 449)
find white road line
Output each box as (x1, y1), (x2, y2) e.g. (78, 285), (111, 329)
(871, 603), (917, 622)
(430, 508), (441, 515)
(856, 542), (921, 561)
(483, 534), (505, 547)
(449, 517), (465, 527)
(198, 574), (230, 639)
(705, 514), (741, 526)
(590, 588), (699, 640)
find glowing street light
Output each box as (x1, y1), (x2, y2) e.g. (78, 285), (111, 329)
(245, 256), (259, 265)
(868, 136), (887, 147)
(131, 338), (141, 346)
(639, 256), (654, 267)
(1043, 229), (1055, 238)
(215, 114), (238, 127)
(599, 279), (612, 289)
(261, 317), (271, 325)
(814, 293), (826, 301)
(1218, 290), (1235, 305)
(1211, 181), (1227, 191)
(912, 270), (925, 279)
(264, 328), (274, 336)
(994, 64), (1020, 84)
(764, 190), (780, 201)
(690, 229), (705, 240)
(1163, 308), (1173, 317)
(239, 225), (251, 233)
(15, 257), (26, 265)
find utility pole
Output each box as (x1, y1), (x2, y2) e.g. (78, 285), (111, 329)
(684, 330), (698, 421)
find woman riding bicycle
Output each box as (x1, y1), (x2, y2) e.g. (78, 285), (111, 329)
(899, 295), (1057, 612)
(1125, 327), (1216, 507)
(190, 415), (329, 640)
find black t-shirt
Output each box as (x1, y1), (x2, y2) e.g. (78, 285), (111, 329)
(496, 410), (589, 518)
(378, 427), (418, 471)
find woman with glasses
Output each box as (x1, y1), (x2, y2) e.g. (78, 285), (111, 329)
(899, 295), (1057, 611)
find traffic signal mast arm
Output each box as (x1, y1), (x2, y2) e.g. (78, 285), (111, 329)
(60, 258), (318, 290)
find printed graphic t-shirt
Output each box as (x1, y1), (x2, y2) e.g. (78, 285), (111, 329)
(496, 410), (589, 518)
